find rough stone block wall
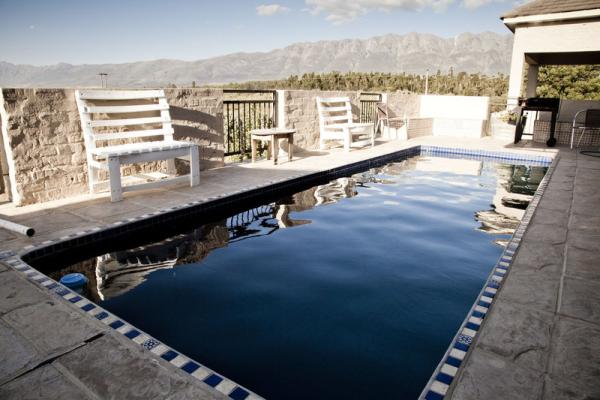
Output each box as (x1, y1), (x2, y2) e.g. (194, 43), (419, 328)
(533, 120), (600, 146)
(0, 88), (224, 205)
(284, 90), (360, 150)
(407, 118), (434, 138)
(386, 92), (420, 119)
(164, 88), (224, 171)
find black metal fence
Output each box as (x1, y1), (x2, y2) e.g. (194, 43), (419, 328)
(223, 90), (277, 156)
(359, 92), (382, 123)
(227, 204), (278, 242)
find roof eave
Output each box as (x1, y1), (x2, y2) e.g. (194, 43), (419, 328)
(501, 8), (600, 33)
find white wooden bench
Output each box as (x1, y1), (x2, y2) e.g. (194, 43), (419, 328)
(316, 97), (374, 151)
(75, 90), (199, 202)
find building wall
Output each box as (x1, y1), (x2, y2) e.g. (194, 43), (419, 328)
(283, 90), (361, 150)
(0, 88), (224, 205)
(386, 92), (420, 119)
(0, 88), (450, 206)
(507, 19), (600, 105)
(407, 118), (434, 138)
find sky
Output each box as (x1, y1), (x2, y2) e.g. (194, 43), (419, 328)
(0, 0), (522, 66)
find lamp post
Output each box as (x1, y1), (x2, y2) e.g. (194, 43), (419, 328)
(98, 73), (108, 88)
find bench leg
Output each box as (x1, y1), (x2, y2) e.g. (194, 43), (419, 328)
(371, 126), (375, 147)
(87, 163), (98, 194)
(288, 134), (293, 162)
(189, 146), (200, 186)
(272, 135), (278, 165)
(343, 129), (351, 152)
(107, 156), (123, 202)
(166, 159), (177, 175)
(251, 138), (257, 163)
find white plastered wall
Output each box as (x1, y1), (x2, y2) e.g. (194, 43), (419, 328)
(419, 95), (490, 138)
(507, 19), (600, 107)
(0, 90), (19, 204)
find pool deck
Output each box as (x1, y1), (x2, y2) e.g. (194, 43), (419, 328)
(0, 136), (596, 399)
(447, 146), (600, 400)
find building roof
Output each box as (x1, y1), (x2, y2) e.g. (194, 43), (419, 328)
(501, 0), (600, 19)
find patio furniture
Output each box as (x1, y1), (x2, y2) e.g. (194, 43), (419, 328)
(75, 90), (199, 202)
(316, 97), (374, 151)
(514, 97), (559, 147)
(570, 109), (600, 149)
(250, 128), (295, 165)
(375, 102), (407, 140)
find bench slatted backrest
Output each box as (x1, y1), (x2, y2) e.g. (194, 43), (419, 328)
(316, 97), (353, 132)
(75, 89), (174, 156)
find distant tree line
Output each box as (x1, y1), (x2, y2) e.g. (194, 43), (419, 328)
(218, 65), (600, 101)
(223, 70), (509, 97)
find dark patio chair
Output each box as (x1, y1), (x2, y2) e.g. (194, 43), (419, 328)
(570, 109), (600, 149)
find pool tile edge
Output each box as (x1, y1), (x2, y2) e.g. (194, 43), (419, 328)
(417, 149), (558, 400)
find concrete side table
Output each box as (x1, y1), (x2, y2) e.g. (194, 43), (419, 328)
(250, 128), (295, 165)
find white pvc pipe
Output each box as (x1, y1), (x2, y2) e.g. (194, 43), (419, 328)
(0, 218), (35, 237)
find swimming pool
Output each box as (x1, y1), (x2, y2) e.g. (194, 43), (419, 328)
(34, 150), (549, 399)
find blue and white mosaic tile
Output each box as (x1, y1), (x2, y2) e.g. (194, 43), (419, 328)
(1, 254), (262, 399)
(419, 148), (558, 400)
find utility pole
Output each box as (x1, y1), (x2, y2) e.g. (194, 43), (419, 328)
(425, 69), (429, 95)
(98, 73), (108, 88)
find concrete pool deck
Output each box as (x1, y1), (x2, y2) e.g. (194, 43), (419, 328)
(0, 136), (595, 399)
(447, 147), (600, 400)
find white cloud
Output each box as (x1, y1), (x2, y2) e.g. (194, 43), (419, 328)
(29, 25), (35, 30)
(461, 0), (507, 9)
(305, 0), (455, 24)
(462, 0), (489, 8)
(256, 4), (291, 16)
(306, 0), (509, 23)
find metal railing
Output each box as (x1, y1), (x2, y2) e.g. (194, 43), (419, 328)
(359, 92), (382, 123)
(227, 204), (278, 242)
(223, 90), (277, 157)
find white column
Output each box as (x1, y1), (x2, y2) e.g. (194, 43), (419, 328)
(275, 90), (289, 155)
(276, 90), (285, 129)
(0, 90), (20, 205)
(526, 63), (539, 98)
(507, 49), (525, 110)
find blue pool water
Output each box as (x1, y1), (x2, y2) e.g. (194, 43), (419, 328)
(55, 156), (547, 399)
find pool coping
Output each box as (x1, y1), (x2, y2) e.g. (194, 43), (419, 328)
(0, 145), (556, 400)
(418, 149), (558, 400)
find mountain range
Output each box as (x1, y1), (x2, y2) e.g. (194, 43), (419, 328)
(0, 32), (513, 87)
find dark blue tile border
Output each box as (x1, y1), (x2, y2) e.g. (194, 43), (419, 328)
(417, 149), (557, 399)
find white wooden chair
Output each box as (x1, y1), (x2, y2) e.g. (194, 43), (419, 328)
(316, 97), (375, 151)
(75, 89), (199, 202)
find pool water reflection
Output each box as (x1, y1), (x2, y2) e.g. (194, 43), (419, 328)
(52, 156), (547, 400)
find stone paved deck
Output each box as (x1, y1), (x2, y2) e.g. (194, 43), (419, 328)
(1, 136), (583, 399)
(448, 148), (600, 400)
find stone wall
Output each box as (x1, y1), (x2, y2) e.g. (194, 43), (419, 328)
(0, 88), (224, 205)
(533, 120), (600, 147)
(164, 88), (224, 171)
(283, 90), (361, 150)
(283, 90), (422, 151)
(386, 92), (420, 119)
(0, 87), (428, 206)
(407, 118), (434, 138)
